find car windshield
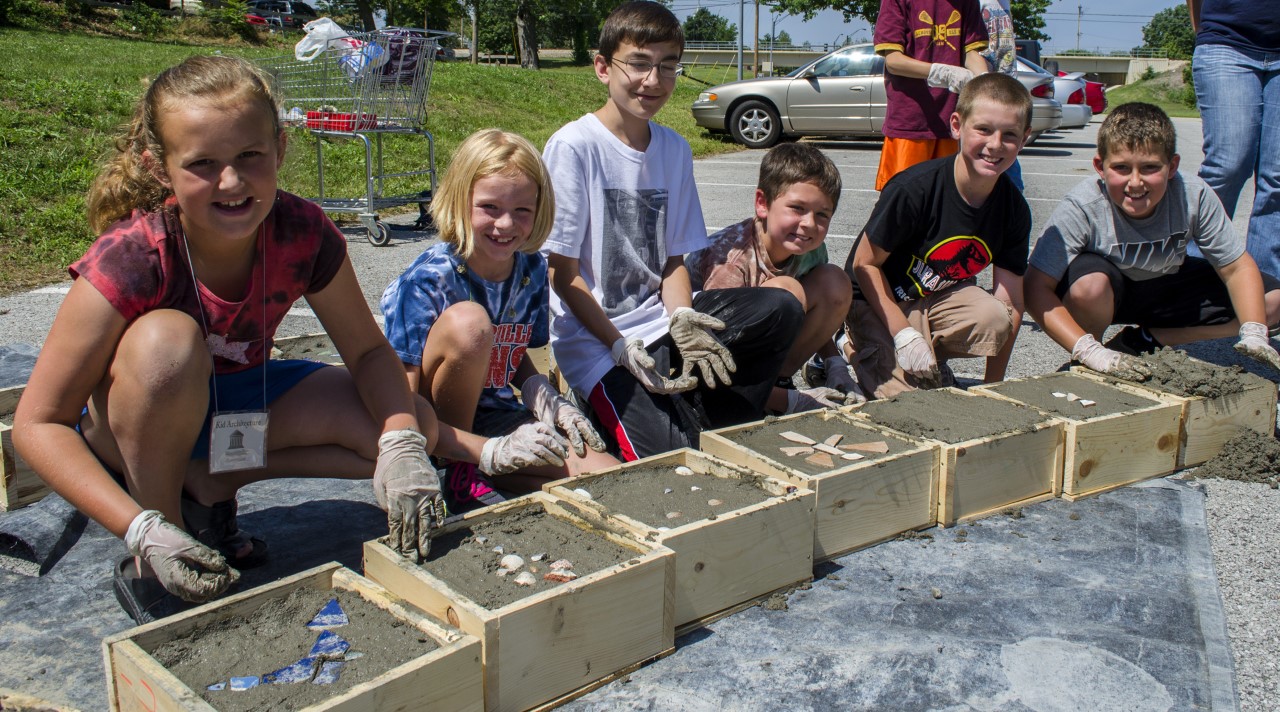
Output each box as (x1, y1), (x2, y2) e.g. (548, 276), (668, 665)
(796, 46), (881, 78)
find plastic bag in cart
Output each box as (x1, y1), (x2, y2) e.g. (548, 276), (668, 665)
(295, 18), (388, 79)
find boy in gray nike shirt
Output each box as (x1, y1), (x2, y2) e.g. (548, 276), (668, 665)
(1025, 102), (1280, 378)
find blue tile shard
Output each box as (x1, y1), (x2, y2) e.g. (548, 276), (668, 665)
(206, 681), (227, 691)
(229, 676), (260, 691)
(309, 630), (350, 658)
(306, 598), (349, 629)
(263, 656), (319, 685)
(312, 660), (346, 685)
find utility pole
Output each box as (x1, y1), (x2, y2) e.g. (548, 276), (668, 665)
(753, 1), (760, 77)
(1076, 4), (1082, 52)
(737, 0), (745, 80)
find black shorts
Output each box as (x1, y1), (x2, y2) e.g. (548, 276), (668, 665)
(583, 287), (804, 462)
(1055, 253), (1280, 328)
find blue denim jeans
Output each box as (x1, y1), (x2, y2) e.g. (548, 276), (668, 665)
(1193, 42), (1280, 278)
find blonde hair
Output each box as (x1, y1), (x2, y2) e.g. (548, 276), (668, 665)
(87, 55), (281, 233)
(429, 129), (555, 259)
(956, 72), (1033, 132)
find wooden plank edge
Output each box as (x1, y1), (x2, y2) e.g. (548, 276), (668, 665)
(525, 646), (676, 712)
(672, 577), (815, 638)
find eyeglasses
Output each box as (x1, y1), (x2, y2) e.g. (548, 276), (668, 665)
(610, 57), (683, 79)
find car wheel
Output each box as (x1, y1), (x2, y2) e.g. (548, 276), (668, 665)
(729, 100), (782, 149)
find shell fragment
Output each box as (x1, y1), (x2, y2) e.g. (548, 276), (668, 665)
(805, 452), (835, 468)
(572, 488), (593, 500)
(780, 431), (816, 445)
(1079, 399), (1096, 407)
(823, 434), (844, 447)
(841, 452), (865, 461)
(781, 446), (813, 457)
(499, 554), (525, 571)
(513, 572), (537, 586)
(550, 559), (573, 571)
(842, 441), (890, 454)
(1052, 392), (1067, 398)
(674, 466), (695, 476)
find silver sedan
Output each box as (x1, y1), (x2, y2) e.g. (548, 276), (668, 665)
(691, 43), (1063, 149)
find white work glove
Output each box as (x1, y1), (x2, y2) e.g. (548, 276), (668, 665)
(1234, 321), (1280, 371)
(611, 337), (698, 394)
(125, 509), (239, 603)
(785, 386), (851, 414)
(821, 353), (866, 405)
(926, 63), (974, 94)
(893, 327), (941, 386)
(669, 307), (737, 388)
(1072, 334), (1153, 381)
(479, 421), (569, 475)
(522, 374), (606, 457)
(373, 429), (446, 563)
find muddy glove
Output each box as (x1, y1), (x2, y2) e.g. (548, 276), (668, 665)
(374, 429), (445, 563)
(785, 386), (850, 414)
(927, 63), (974, 94)
(480, 421), (569, 475)
(611, 337), (698, 394)
(893, 327), (941, 386)
(669, 307), (737, 388)
(522, 373), (606, 457)
(821, 353), (866, 405)
(1072, 334), (1152, 381)
(1233, 322), (1280, 372)
(125, 509), (239, 603)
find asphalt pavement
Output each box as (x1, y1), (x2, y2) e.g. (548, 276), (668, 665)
(1, 116), (1276, 711)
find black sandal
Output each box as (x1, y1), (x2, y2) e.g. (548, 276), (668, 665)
(112, 557), (193, 624)
(180, 495), (270, 569)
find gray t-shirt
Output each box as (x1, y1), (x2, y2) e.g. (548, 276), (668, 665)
(1029, 173), (1244, 282)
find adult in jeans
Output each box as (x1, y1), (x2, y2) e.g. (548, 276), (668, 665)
(1188, 0), (1280, 279)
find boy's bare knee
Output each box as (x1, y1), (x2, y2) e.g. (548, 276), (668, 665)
(1265, 289), (1280, 327)
(764, 275), (808, 311)
(802, 264), (853, 312)
(434, 302), (495, 357)
(1065, 273), (1113, 308)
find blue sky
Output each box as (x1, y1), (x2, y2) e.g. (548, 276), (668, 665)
(669, 0), (1184, 55)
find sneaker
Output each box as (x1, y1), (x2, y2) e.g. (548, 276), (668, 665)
(1104, 325), (1160, 356)
(441, 461), (506, 514)
(800, 355), (826, 388)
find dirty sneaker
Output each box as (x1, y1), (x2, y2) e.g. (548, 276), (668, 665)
(801, 354), (826, 388)
(441, 461), (506, 514)
(1104, 325), (1161, 356)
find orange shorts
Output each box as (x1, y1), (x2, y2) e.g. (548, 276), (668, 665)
(875, 137), (959, 190)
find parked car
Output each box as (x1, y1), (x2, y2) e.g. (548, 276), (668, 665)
(1015, 57), (1091, 130)
(245, 0), (317, 29)
(1060, 71), (1107, 116)
(691, 43), (1063, 150)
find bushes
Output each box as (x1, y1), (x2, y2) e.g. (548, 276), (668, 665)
(117, 2), (167, 37)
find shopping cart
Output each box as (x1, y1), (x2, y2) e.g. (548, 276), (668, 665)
(260, 27), (451, 245)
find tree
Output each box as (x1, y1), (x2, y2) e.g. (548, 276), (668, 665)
(682, 7), (736, 42)
(1141, 4), (1194, 59)
(762, 29), (793, 46)
(770, 0), (877, 26)
(1010, 0), (1049, 42)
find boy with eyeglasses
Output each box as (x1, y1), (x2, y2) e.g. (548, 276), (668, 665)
(542, 0), (803, 461)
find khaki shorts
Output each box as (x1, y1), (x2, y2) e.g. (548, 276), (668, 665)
(875, 137), (959, 191)
(845, 283), (1014, 400)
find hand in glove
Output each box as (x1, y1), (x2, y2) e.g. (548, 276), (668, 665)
(523, 374), (606, 457)
(611, 337), (698, 394)
(926, 63), (974, 94)
(669, 307), (737, 388)
(480, 421), (569, 475)
(893, 327), (941, 386)
(373, 429), (446, 563)
(785, 386), (852, 414)
(125, 509), (239, 603)
(821, 353), (866, 405)
(1234, 321), (1280, 371)
(1072, 334), (1153, 381)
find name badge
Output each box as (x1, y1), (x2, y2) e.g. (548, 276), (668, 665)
(209, 411), (269, 473)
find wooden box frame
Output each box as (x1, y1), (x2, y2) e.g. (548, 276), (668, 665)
(973, 373), (1181, 500)
(700, 411), (938, 561)
(847, 388), (1065, 526)
(1, 384), (43, 511)
(103, 562), (483, 712)
(1072, 364), (1277, 467)
(362, 492), (675, 712)
(542, 448), (814, 628)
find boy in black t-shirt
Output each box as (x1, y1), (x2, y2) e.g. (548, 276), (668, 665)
(844, 73), (1033, 398)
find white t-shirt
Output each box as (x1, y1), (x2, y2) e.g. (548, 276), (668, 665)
(542, 113), (710, 394)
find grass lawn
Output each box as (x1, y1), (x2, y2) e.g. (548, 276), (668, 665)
(1103, 69), (1200, 119)
(0, 27), (741, 292)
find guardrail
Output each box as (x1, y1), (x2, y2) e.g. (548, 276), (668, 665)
(1042, 47), (1169, 59)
